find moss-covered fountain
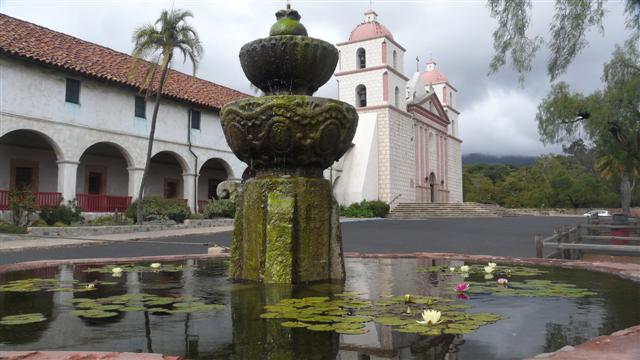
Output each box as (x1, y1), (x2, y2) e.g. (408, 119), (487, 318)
(220, 5), (357, 284)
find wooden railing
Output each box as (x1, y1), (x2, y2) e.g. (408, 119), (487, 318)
(76, 193), (132, 213)
(0, 190), (62, 210)
(535, 221), (640, 259)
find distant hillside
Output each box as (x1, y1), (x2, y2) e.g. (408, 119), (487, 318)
(462, 153), (536, 166)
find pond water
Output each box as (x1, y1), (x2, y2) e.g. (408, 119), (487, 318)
(0, 257), (638, 359)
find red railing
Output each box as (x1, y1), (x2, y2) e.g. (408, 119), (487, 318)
(76, 193), (132, 213)
(0, 190), (62, 210)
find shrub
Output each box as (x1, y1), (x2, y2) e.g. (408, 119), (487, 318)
(0, 222), (28, 234)
(364, 200), (390, 218)
(341, 200), (390, 218)
(31, 219), (48, 227)
(8, 189), (38, 227)
(53, 221), (67, 227)
(88, 214), (133, 226)
(203, 199), (236, 219)
(125, 196), (191, 223)
(39, 201), (83, 226)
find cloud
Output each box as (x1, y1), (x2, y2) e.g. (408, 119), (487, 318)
(461, 89), (561, 156)
(0, 0), (632, 156)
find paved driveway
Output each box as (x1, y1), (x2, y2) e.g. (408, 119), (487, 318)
(0, 216), (583, 265)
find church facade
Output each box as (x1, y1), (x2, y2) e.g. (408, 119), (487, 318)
(331, 10), (463, 206)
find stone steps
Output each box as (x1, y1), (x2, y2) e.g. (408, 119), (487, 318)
(389, 202), (511, 219)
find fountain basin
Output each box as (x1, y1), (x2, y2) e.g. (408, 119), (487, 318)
(239, 36), (338, 95)
(221, 95), (357, 175)
(0, 253), (638, 359)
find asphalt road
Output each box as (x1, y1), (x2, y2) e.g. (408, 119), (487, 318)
(0, 216), (583, 265)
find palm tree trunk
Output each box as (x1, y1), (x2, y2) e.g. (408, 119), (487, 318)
(136, 57), (172, 224)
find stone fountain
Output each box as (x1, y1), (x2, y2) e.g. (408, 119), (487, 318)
(220, 5), (358, 284)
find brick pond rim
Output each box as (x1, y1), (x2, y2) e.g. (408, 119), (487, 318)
(1, 252), (638, 360)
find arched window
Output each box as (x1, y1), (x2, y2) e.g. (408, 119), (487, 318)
(449, 91), (453, 105)
(357, 48), (366, 69)
(393, 50), (397, 68)
(394, 86), (400, 107)
(356, 85), (367, 107)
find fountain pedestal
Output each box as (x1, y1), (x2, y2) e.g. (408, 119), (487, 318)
(221, 6), (357, 284)
(230, 177), (344, 283)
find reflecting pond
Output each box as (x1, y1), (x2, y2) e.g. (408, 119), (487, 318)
(0, 258), (638, 359)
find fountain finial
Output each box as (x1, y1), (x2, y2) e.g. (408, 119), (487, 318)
(270, 5), (307, 36)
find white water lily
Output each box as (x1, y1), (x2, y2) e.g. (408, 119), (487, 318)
(488, 262), (497, 269)
(484, 266), (495, 274)
(460, 265), (470, 272)
(86, 283), (95, 290)
(416, 309), (441, 325)
(112, 267), (123, 274)
(484, 274), (494, 280)
(449, 267), (456, 272)
(150, 263), (161, 269)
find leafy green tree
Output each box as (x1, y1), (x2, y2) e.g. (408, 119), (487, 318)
(536, 39), (640, 214)
(130, 9), (203, 224)
(487, 0), (639, 81)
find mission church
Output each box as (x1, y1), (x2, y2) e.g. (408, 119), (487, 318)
(330, 10), (464, 206)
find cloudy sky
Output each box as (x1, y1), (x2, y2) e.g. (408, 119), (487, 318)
(0, 0), (633, 155)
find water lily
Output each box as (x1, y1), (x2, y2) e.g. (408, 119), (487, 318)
(497, 278), (508, 286)
(488, 262), (497, 269)
(455, 282), (470, 292)
(460, 265), (470, 272)
(449, 267), (456, 272)
(406, 306), (412, 314)
(150, 263), (161, 269)
(86, 283), (95, 290)
(484, 274), (494, 280)
(416, 309), (441, 325)
(456, 293), (469, 300)
(484, 266), (495, 274)
(112, 267), (123, 274)
(403, 294), (412, 303)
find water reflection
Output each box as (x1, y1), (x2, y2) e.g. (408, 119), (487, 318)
(0, 258), (638, 360)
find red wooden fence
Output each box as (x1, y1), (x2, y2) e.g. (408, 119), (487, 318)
(0, 190), (62, 210)
(76, 193), (132, 213)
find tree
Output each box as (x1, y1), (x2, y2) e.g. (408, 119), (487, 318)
(487, 0), (639, 82)
(130, 9), (203, 224)
(536, 39), (640, 214)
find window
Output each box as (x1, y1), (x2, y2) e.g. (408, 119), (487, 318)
(357, 48), (366, 69)
(164, 179), (179, 199)
(356, 85), (367, 107)
(135, 96), (146, 118)
(394, 86), (400, 107)
(450, 91), (453, 105)
(190, 110), (201, 130)
(88, 172), (103, 194)
(393, 50), (398, 68)
(11, 160), (38, 191)
(65, 78), (80, 104)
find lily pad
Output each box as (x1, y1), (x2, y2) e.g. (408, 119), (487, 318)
(72, 309), (119, 319)
(281, 321), (310, 328)
(0, 313), (47, 325)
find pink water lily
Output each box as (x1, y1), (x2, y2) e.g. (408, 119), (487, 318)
(497, 278), (509, 286)
(455, 282), (470, 292)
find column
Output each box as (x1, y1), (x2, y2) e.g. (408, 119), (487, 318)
(127, 167), (145, 200)
(182, 172), (197, 213)
(56, 160), (78, 204)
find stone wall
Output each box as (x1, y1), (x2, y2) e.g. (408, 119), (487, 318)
(27, 218), (234, 237)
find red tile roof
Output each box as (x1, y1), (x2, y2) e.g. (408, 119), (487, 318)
(0, 13), (249, 110)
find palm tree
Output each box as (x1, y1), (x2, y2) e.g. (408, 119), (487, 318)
(130, 9), (203, 224)
(596, 154), (639, 215)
